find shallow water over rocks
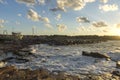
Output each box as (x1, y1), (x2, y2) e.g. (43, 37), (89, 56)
(3, 40), (120, 75)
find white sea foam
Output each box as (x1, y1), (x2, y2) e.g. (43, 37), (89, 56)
(7, 40), (120, 75)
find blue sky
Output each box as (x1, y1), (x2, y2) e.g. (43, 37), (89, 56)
(0, 0), (120, 35)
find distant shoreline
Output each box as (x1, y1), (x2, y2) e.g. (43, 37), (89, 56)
(0, 35), (120, 46)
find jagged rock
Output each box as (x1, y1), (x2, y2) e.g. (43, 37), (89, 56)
(82, 51), (110, 59)
(13, 50), (37, 58)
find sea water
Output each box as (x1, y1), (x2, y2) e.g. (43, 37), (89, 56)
(8, 40), (120, 75)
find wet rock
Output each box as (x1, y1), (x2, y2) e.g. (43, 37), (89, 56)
(116, 61), (120, 68)
(41, 58), (47, 63)
(0, 57), (29, 63)
(0, 66), (81, 80)
(11, 58), (29, 63)
(83, 75), (103, 80)
(54, 72), (80, 80)
(82, 51), (110, 59)
(112, 70), (120, 76)
(0, 61), (6, 68)
(13, 50), (37, 58)
(0, 66), (119, 80)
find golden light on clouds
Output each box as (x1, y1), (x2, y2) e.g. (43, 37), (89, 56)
(108, 25), (120, 36)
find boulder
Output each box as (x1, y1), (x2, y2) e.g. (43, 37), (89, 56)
(0, 61), (6, 68)
(82, 51), (110, 59)
(116, 61), (120, 68)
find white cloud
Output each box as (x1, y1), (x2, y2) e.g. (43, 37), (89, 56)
(16, 0), (47, 6)
(0, 0), (4, 3)
(16, 0), (36, 5)
(57, 24), (67, 32)
(41, 17), (50, 23)
(0, 19), (5, 28)
(84, 0), (95, 3)
(99, 4), (118, 12)
(76, 16), (90, 23)
(0, 25), (4, 28)
(92, 21), (108, 27)
(16, 21), (21, 25)
(116, 23), (120, 28)
(103, 29), (108, 32)
(18, 14), (22, 17)
(45, 23), (53, 28)
(50, 0), (95, 12)
(0, 19), (5, 24)
(16, 0), (96, 11)
(27, 9), (50, 23)
(57, 0), (86, 11)
(38, 0), (45, 4)
(100, 0), (108, 3)
(56, 14), (61, 21)
(27, 9), (41, 21)
(76, 26), (85, 31)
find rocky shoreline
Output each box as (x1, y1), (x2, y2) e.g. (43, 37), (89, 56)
(0, 66), (120, 80)
(0, 42), (120, 80)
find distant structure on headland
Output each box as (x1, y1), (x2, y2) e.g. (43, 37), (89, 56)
(0, 32), (23, 43)
(12, 32), (23, 40)
(3, 30), (8, 35)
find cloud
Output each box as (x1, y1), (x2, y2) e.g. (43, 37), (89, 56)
(50, 0), (95, 12)
(116, 24), (120, 28)
(76, 16), (90, 23)
(57, 0), (85, 11)
(57, 24), (67, 32)
(0, 25), (4, 28)
(0, 0), (7, 4)
(18, 14), (22, 17)
(55, 14), (61, 21)
(27, 9), (50, 23)
(38, 0), (45, 4)
(45, 23), (53, 28)
(16, 21), (21, 25)
(100, 0), (108, 3)
(50, 7), (66, 12)
(0, 19), (5, 24)
(0, 0), (4, 3)
(16, 0), (36, 5)
(92, 21), (108, 27)
(99, 4), (118, 12)
(0, 19), (5, 28)
(84, 0), (95, 3)
(103, 29), (108, 32)
(27, 9), (41, 21)
(76, 26), (85, 31)
(41, 17), (50, 23)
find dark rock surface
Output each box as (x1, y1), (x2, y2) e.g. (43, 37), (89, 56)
(112, 70), (120, 76)
(82, 51), (110, 59)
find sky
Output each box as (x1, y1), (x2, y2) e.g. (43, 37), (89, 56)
(0, 0), (120, 36)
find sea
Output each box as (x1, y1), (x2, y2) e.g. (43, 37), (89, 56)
(7, 40), (120, 75)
